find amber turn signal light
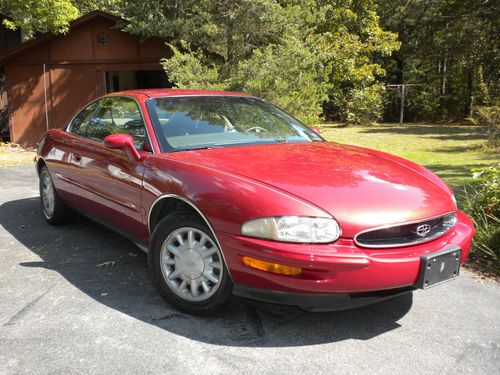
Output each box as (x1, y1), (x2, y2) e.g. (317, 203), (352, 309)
(242, 256), (302, 276)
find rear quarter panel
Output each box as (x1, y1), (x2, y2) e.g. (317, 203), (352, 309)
(37, 129), (79, 202)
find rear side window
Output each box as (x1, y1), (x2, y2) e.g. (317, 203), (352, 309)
(70, 102), (98, 136)
(85, 96), (149, 150)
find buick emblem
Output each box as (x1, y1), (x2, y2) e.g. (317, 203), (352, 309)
(415, 224), (431, 237)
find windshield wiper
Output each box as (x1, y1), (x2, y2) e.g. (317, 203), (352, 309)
(171, 146), (218, 152)
(274, 138), (288, 143)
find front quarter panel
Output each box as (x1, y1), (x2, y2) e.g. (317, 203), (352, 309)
(142, 155), (331, 238)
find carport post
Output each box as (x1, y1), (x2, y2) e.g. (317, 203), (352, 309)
(43, 64), (49, 131)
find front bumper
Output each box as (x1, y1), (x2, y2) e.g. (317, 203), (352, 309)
(218, 211), (474, 308)
(233, 283), (414, 312)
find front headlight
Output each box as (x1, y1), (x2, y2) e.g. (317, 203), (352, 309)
(241, 216), (341, 243)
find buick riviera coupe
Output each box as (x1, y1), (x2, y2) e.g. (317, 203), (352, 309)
(36, 89), (475, 314)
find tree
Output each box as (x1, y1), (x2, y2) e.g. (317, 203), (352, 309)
(376, 0), (500, 121)
(0, 0), (400, 124)
(0, 0), (120, 37)
(156, 0), (399, 123)
(156, 0), (335, 123)
(0, 0), (79, 37)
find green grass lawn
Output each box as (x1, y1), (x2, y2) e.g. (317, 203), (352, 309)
(321, 123), (499, 191)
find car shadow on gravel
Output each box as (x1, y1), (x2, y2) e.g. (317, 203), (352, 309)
(0, 197), (413, 347)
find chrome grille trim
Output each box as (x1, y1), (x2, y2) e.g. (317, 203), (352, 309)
(354, 212), (457, 248)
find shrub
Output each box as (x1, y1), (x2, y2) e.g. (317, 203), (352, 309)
(343, 84), (386, 125)
(467, 105), (500, 148)
(462, 165), (500, 273)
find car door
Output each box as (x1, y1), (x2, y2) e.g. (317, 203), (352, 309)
(66, 96), (152, 241)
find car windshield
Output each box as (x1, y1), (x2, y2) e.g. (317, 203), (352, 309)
(147, 96), (323, 152)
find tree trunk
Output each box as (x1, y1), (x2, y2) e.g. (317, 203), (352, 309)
(223, 3), (236, 80)
(464, 65), (474, 118)
(226, 26), (235, 78)
(440, 57), (447, 95)
(440, 22), (449, 96)
(395, 55), (404, 84)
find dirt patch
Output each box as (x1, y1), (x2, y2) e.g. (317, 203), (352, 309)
(464, 259), (500, 283)
(0, 143), (36, 167)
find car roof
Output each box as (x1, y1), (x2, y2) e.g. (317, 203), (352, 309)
(110, 89), (254, 99)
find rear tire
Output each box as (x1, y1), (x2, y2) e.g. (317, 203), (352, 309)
(148, 210), (233, 315)
(39, 166), (73, 225)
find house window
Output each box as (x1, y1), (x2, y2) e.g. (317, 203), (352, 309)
(96, 33), (108, 44)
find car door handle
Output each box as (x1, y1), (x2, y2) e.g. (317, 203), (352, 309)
(73, 153), (82, 162)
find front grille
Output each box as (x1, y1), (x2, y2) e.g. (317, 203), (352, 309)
(354, 212), (457, 248)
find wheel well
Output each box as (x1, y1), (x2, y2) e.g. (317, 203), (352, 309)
(148, 197), (202, 234)
(36, 158), (47, 175)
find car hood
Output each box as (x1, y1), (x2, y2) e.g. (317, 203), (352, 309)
(168, 142), (455, 237)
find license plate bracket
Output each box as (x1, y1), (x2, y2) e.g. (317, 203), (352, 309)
(417, 246), (461, 289)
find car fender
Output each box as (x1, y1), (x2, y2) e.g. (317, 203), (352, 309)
(143, 155), (334, 238)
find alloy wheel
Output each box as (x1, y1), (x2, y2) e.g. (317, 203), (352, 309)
(41, 171), (55, 218)
(160, 227), (223, 302)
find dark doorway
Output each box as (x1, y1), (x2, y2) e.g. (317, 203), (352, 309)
(0, 69), (9, 141)
(105, 70), (172, 93)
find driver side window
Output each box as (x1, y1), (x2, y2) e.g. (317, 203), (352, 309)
(70, 102), (99, 137)
(86, 96), (150, 151)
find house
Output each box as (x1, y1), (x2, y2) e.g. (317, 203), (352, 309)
(0, 10), (172, 146)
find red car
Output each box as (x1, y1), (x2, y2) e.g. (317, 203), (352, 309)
(36, 89), (475, 315)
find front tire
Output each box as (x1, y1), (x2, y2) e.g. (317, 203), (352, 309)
(148, 210), (233, 315)
(39, 166), (72, 225)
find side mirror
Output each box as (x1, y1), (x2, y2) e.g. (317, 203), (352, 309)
(311, 127), (321, 135)
(104, 134), (141, 160)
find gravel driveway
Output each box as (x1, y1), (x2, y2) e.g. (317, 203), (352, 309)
(0, 165), (498, 374)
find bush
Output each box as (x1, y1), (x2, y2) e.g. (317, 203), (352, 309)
(343, 84), (386, 125)
(462, 165), (500, 273)
(467, 105), (500, 148)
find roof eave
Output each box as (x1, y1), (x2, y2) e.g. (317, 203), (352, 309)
(0, 10), (119, 64)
